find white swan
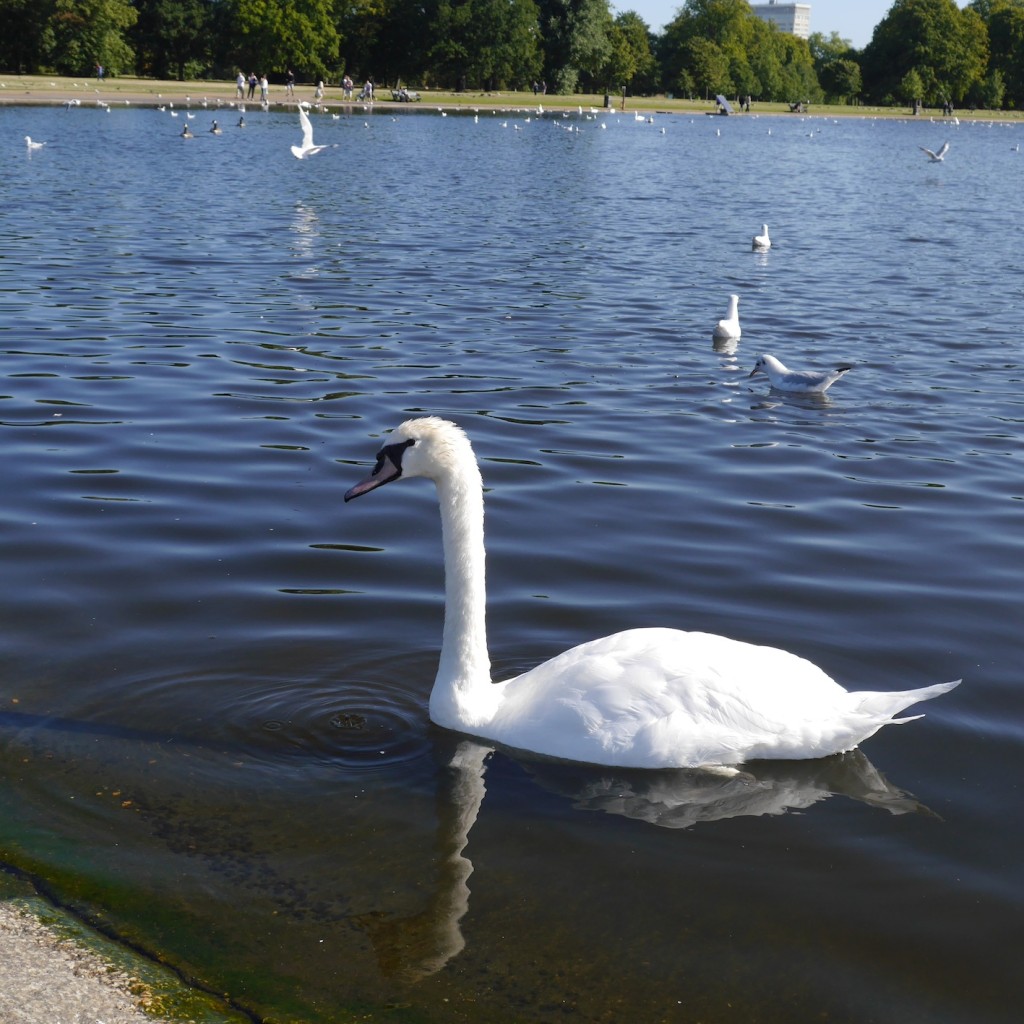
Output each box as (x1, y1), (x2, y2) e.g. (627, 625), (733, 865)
(752, 224), (771, 251)
(344, 417), (959, 769)
(712, 294), (741, 341)
(749, 353), (852, 394)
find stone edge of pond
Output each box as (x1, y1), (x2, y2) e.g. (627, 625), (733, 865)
(0, 871), (250, 1024)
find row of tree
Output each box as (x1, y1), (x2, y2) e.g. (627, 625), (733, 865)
(3, 0), (1024, 109)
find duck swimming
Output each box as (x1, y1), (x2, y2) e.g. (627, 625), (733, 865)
(344, 417), (958, 769)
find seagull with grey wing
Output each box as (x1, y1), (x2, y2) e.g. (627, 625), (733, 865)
(291, 106), (336, 159)
(748, 354), (853, 394)
(920, 140), (950, 162)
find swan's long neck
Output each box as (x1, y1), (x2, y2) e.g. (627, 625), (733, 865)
(429, 457), (497, 731)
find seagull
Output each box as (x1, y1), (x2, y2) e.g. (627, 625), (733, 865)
(290, 106), (335, 159)
(920, 140), (949, 162)
(712, 294), (741, 342)
(749, 354), (853, 394)
(24, 136), (45, 150)
(752, 224), (771, 251)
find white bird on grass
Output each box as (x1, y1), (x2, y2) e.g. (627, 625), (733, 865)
(24, 135), (45, 151)
(748, 353), (852, 394)
(752, 224), (771, 251)
(712, 294), (741, 341)
(290, 106), (335, 159)
(920, 140), (950, 162)
(343, 417), (960, 769)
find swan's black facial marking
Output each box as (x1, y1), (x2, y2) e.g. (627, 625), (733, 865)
(344, 438), (415, 501)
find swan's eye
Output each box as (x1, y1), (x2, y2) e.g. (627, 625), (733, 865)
(378, 437), (416, 473)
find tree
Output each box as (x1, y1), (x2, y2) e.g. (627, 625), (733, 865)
(217, 0), (340, 78)
(900, 66), (925, 105)
(819, 57), (862, 102)
(428, 0), (541, 90)
(131, 0), (212, 79)
(807, 29), (860, 102)
(658, 0), (821, 102)
(861, 0), (989, 105)
(46, 0), (137, 75)
(600, 11), (657, 94)
(0, 0), (57, 73)
(536, 0), (613, 93)
(971, 0), (1024, 106)
(807, 29), (857, 69)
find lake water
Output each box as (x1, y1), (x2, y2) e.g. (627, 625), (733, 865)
(0, 101), (1021, 1023)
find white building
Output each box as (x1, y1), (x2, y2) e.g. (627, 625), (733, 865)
(751, 2), (812, 40)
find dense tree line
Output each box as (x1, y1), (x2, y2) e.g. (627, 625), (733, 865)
(3, 0), (1024, 109)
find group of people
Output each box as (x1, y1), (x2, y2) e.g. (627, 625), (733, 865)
(233, 70), (373, 104)
(235, 71), (270, 103)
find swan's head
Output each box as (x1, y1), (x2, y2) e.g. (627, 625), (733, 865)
(344, 417), (472, 501)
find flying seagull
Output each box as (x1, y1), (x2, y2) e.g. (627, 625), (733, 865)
(291, 106), (336, 159)
(920, 141), (949, 162)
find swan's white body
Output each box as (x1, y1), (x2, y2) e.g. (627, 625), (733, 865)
(712, 294), (741, 341)
(920, 141), (949, 162)
(345, 418), (958, 769)
(749, 353), (852, 394)
(291, 107), (334, 159)
(752, 224), (771, 250)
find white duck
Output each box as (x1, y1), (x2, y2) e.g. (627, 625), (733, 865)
(749, 353), (852, 394)
(712, 294), (741, 341)
(752, 224), (771, 251)
(290, 106), (335, 159)
(344, 417), (958, 769)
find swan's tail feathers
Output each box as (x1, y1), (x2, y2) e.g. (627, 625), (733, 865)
(856, 679), (961, 723)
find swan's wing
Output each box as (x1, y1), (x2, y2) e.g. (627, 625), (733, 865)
(298, 107), (314, 149)
(491, 629), (847, 767)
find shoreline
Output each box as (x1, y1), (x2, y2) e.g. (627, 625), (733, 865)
(2, 73), (1022, 122)
(0, 874), (246, 1024)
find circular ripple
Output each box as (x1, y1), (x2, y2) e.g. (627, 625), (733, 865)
(222, 675), (433, 771)
(41, 652), (437, 776)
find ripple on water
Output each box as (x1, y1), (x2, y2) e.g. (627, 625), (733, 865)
(17, 652), (438, 779)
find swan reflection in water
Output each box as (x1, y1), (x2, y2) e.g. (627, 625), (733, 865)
(357, 739), (935, 982)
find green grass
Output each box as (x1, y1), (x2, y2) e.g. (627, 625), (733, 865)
(4, 72), (1024, 121)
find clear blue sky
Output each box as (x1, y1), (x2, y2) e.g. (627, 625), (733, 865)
(615, 1), (967, 49)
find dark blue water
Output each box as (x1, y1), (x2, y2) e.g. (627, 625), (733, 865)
(1, 102), (1021, 1023)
